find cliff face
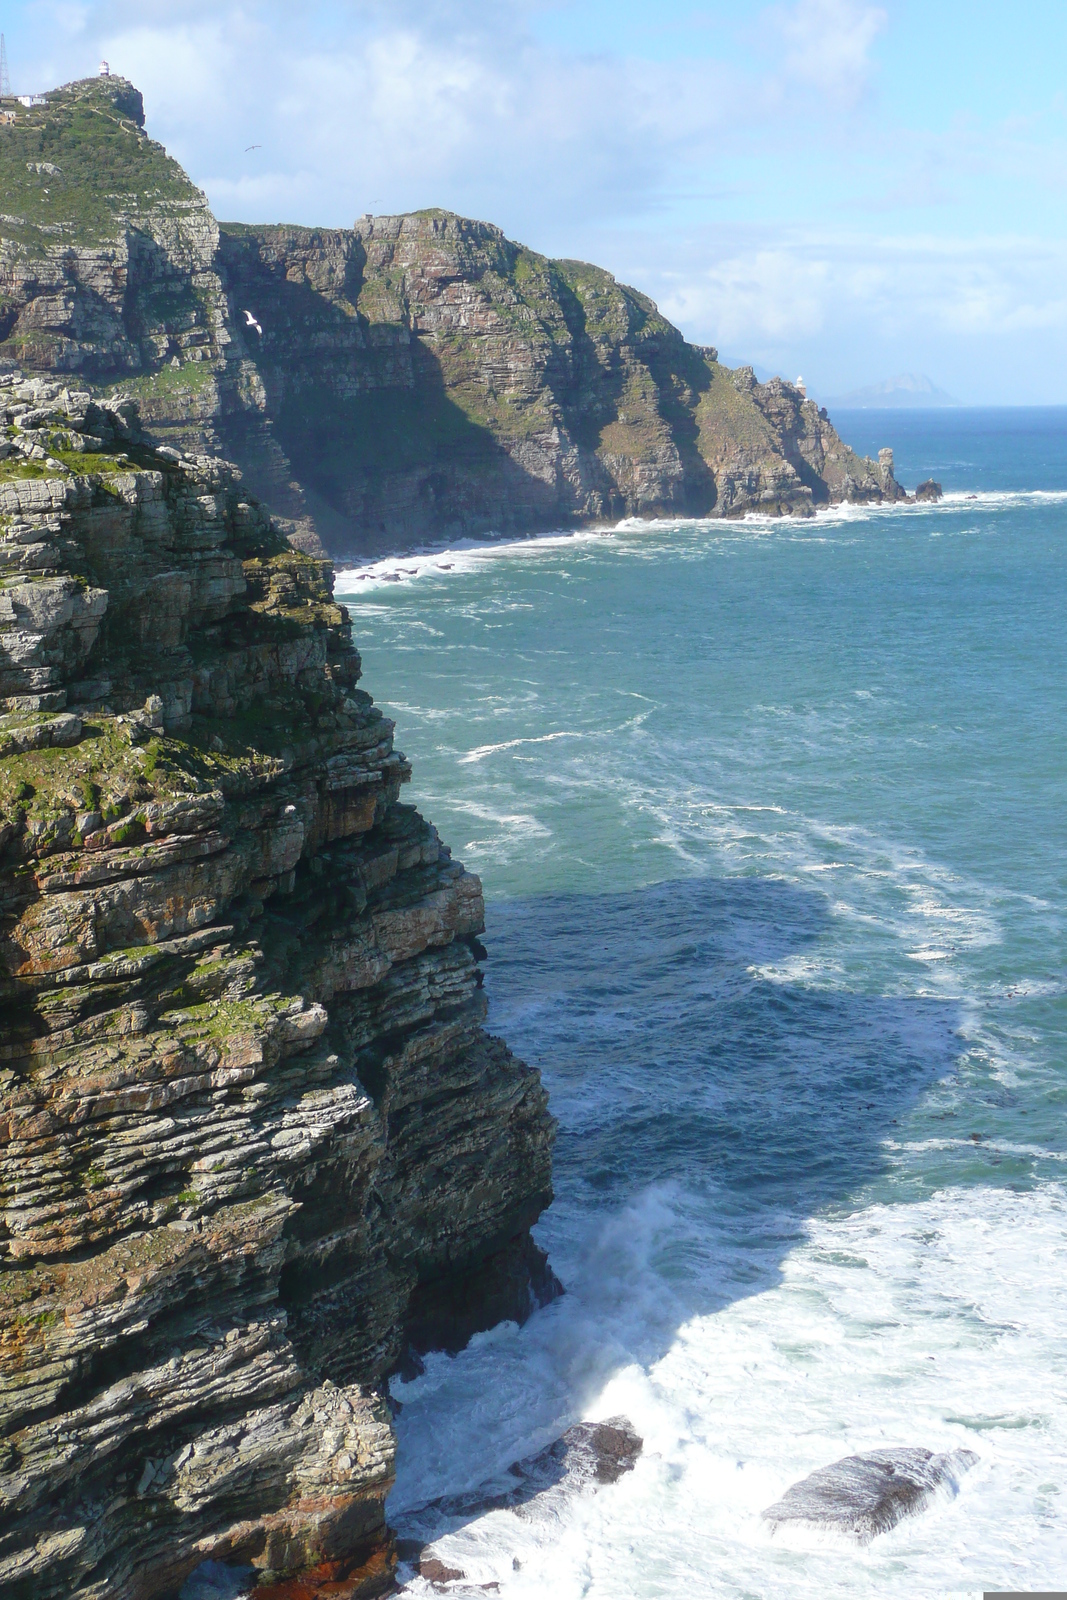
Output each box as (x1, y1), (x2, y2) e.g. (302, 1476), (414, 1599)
(0, 375), (556, 1597)
(0, 79), (904, 562)
(219, 216), (904, 557)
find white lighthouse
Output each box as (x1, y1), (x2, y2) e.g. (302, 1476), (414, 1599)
(99, 59), (110, 77)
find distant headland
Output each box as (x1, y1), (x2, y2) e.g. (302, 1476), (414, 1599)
(821, 373), (960, 409)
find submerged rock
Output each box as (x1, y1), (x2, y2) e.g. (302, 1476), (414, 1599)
(762, 1446), (978, 1543)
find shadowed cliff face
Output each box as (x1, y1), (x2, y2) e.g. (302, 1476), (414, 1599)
(0, 80), (904, 562)
(0, 377), (555, 1598)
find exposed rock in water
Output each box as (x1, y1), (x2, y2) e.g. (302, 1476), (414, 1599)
(395, 1420), (641, 1591)
(416, 1557), (467, 1587)
(518, 1416), (644, 1490)
(914, 479), (944, 502)
(762, 1447), (979, 1544)
(0, 382), (556, 1597)
(0, 77), (906, 561)
(403, 1416), (643, 1528)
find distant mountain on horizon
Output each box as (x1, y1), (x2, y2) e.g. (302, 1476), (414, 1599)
(822, 373), (960, 409)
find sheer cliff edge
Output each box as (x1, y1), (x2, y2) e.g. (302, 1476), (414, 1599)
(0, 76), (905, 561)
(0, 379), (556, 1598)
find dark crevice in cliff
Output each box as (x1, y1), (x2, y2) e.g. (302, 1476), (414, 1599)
(398, 1232), (563, 1379)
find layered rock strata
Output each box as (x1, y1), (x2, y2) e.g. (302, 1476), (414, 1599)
(0, 77), (905, 561)
(0, 375), (556, 1598)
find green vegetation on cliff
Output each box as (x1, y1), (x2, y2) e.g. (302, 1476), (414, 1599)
(0, 77), (197, 252)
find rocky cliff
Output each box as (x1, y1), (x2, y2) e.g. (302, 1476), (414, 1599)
(0, 375), (556, 1598)
(0, 77), (905, 561)
(216, 216), (904, 556)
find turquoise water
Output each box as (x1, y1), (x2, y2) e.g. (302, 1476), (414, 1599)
(336, 411), (1067, 1598)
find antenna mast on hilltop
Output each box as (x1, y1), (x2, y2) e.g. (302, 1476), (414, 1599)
(0, 36), (11, 100)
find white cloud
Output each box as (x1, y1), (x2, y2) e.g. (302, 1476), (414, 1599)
(665, 248), (834, 343)
(16, 0), (885, 231)
(644, 226), (1067, 346)
(594, 222), (1067, 399)
(774, 0), (887, 106)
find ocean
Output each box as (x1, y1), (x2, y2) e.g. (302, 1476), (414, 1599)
(334, 408), (1067, 1598)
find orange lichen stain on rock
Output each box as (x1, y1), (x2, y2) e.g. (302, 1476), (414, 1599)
(255, 1541), (395, 1599)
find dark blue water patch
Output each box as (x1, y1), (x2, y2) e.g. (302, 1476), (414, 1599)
(829, 406), (1067, 494)
(485, 878), (963, 1224)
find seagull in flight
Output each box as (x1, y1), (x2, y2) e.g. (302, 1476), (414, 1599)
(243, 309), (263, 336)
(245, 144), (261, 152)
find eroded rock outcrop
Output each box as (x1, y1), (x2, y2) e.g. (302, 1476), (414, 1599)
(396, 1418), (643, 1590)
(0, 77), (307, 546)
(0, 78), (905, 561)
(762, 1447), (979, 1544)
(0, 377), (556, 1598)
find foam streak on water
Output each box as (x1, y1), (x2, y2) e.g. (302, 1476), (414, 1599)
(337, 411), (1067, 1597)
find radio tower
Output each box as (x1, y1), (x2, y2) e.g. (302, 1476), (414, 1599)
(0, 36), (10, 101)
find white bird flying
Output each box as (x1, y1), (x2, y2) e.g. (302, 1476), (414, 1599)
(243, 309), (263, 336)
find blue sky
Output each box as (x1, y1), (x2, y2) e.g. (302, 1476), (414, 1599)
(5, 1), (1067, 401)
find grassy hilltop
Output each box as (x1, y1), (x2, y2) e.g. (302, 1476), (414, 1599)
(0, 76), (194, 252)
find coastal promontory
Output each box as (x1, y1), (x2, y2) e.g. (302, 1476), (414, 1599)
(0, 76), (905, 561)
(0, 72), (907, 1599)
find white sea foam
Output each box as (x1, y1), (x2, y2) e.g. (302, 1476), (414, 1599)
(459, 730), (587, 764)
(335, 488), (1067, 595)
(392, 1183), (1067, 1597)
(335, 526), (626, 592)
(610, 787), (1008, 1004)
(433, 797), (554, 857)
